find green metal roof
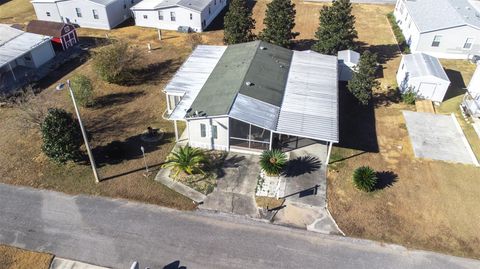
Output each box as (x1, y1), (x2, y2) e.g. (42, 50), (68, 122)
(188, 41), (293, 117)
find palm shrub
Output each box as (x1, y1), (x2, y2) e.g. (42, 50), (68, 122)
(163, 146), (208, 178)
(41, 108), (82, 163)
(260, 149), (287, 176)
(352, 166), (378, 192)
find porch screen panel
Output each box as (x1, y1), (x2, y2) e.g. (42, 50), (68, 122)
(229, 118), (270, 150)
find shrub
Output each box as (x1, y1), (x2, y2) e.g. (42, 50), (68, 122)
(41, 108), (82, 163)
(352, 166), (378, 192)
(347, 50), (379, 106)
(387, 12), (411, 54)
(163, 146), (208, 178)
(260, 149), (287, 176)
(402, 88), (417, 105)
(70, 75), (94, 107)
(186, 33), (203, 50)
(92, 41), (141, 84)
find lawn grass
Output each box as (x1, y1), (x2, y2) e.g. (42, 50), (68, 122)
(329, 85), (480, 259)
(0, 25), (201, 210)
(0, 0), (35, 24)
(0, 245), (53, 269)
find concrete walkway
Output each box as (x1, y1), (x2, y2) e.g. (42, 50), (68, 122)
(273, 143), (343, 235)
(154, 168), (206, 203)
(1, 183), (479, 269)
(199, 153), (260, 217)
(50, 258), (110, 269)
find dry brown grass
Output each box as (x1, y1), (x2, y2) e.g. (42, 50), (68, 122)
(329, 95), (480, 259)
(0, 26), (205, 210)
(251, 1), (399, 87)
(0, 0), (35, 24)
(256, 196), (285, 209)
(0, 245), (53, 269)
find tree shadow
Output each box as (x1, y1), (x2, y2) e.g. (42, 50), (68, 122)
(92, 91), (145, 109)
(357, 42), (401, 65)
(374, 85), (401, 108)
(292, 39), (315, 51)
(122, 59), (177, 86)
(337, 82), (379, 152)
(163, 260), (187, 269)
(91, 132), (173, 167)
(282, 156), (321, 177)
(375, 171), (398, 190)
(214, 154), (246, 178)
(443, 69), (468, 101)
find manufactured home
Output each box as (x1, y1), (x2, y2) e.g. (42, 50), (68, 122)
(130, 0), (226, 32)
(394, 0), (480, 59)
(0, 24), (55, 94)
(164, 41), (339, 158)
(31, 0), (140, 30)
(462, 65), (480, 117)
(397, 53), (451, 103)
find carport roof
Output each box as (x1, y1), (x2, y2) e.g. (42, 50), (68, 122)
(403, 53), (450, 82)
(0, 24), (52, 68)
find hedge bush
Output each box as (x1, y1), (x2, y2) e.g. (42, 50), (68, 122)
(387, 12), (411, 54)
(70, 75), (94, 107)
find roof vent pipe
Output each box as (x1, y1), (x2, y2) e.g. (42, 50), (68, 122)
(245, 81), (254, 86)
(259, 46), (266, 50)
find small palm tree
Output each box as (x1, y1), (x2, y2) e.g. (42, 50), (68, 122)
(163, 146), (207, 178)
(353, 166), (378, 192)
(260, 149), (287, 176)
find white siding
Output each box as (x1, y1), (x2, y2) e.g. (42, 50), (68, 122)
(32, 0), (137, 30)
(187, 117), (229, 151)
(394, 0), (480, 59)
(30, 41), (55, 68)
(32, 3), (63, 22)
(131, 0), (226, 32)
(416, 26), (480, 59)
(133, 7), (202, 32)
(397, 57), (450, 103)
(468, 65), (480, 95)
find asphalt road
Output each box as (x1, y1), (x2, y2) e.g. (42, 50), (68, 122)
(0, 183), (479, 269)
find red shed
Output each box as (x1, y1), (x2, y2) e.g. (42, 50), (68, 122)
(26, 20), (78, 51)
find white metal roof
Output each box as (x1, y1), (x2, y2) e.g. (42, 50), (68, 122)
(31, 0), (118, 6)
(165, 45), (226, 120)
(131, 0), (180, 10)
(0, 24), (52, 68)
(131, 0), (212, 11)
(403, 0), (480, 33)
(403, 53), (450, 82)
(276, 51), (339, 143)
(229, 94), (280, 130)
(337, 49), (360, 66)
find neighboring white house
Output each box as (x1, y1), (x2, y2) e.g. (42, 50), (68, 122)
(31, 0), (140, 30)
(337, 49), (359, 81)
(394, 0), (480, 59)
(130, 0), (226, 32)
(163, 41), (339, 162)
(462, 65), (480, 117)
(397, 53), (451, 103)
(0, 24), (55, 94)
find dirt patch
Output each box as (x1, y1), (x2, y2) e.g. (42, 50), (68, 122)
(0, 245), (53, 269)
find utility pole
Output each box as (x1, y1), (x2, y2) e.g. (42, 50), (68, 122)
(66, 80), (100, 183)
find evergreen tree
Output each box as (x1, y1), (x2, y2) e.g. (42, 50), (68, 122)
(347, 50), (379, 106)
(223, 0), (256, 44)
(312, 0), (358, 55)
(41, 108), (83, 163)
(259, 0), (298, 48)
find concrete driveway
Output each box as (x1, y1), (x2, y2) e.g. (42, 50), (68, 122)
(199, 153), (260, 217)
(273, 143), (342, 235)
(403, 111), (479, 166)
